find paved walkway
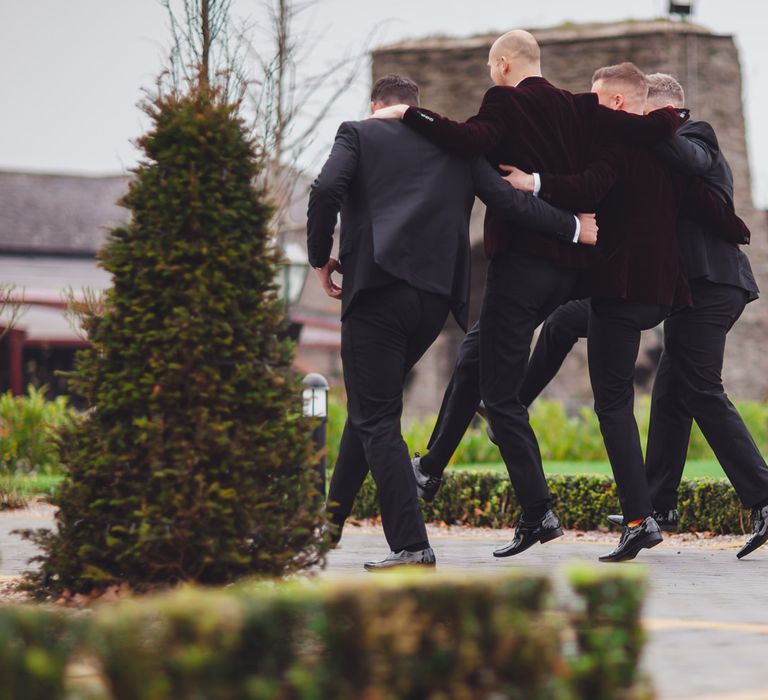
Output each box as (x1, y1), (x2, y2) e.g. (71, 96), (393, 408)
(1, 507), (766, 699)
(326, 528), (768, 700)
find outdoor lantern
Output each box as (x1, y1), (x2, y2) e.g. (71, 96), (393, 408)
(277, 241), (309, 306)
(303, 373), (329, 418)
(669, 0), (693, 18)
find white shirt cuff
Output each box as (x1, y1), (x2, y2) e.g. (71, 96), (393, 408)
(532, 172), (541, 196)
(572, 215), (580, 243)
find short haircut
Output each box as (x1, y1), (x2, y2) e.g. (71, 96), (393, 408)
(371, 74), (420, 107)
(492, 30), (541, 65)
(646, 72), (685, 107)
(591, 62), (649, 104)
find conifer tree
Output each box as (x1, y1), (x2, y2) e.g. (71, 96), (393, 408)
(27, 43), (328, 593)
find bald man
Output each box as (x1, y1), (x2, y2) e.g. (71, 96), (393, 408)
(374, 30), (687, 558)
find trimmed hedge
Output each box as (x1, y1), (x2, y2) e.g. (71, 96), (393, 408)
(0, 568), (650, 699)
(568, 564), (651, 700)
(349, 472), (749, 534)
(0, 605), (84, 700)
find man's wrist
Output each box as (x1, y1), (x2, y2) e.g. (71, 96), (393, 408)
(532, 172), (541, 196)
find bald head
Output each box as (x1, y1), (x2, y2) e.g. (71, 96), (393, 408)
(488, 30), (542, 86)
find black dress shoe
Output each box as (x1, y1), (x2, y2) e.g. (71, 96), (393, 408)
(736, 504), (768, 559)
(493, 510), (563, 557)
(599, 516), (663, 562)
(364, 547), (436, 571)
(412, 454), (442, 502)
(607, 509), (678, 532)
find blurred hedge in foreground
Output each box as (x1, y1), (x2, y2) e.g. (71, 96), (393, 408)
(328, 394), (768, 465)
(0, 568), (650, 700)
(350, 472), (748, 534)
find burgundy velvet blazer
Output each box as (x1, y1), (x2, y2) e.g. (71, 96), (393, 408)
(538, 143), (751, 308)
(403, 77), (687, 265)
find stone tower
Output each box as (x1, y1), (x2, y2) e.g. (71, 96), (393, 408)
(372, 20), (768, 412)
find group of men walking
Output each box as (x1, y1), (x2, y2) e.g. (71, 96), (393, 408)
(307, 29), (768, 570)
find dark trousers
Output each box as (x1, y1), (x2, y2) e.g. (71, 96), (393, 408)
(647, 280), (768, 510)
(424, 321), (481, 468)
(588, 298), (669, 521)
(423, 298), (589, 475)
(327, 281), (450, 552)
(478, 252), (579, 518)
(519, 299), (590, 406)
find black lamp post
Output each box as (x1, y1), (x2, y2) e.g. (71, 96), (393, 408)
(303, 372), (330, 501)
(277, 241), (309, 341)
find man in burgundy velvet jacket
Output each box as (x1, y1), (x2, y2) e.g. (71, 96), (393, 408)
(507, 63), (750, 561)
(510, 72), (768, 561)
(373, 30), (687, 559)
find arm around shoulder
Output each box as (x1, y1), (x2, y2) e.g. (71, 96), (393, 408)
(470, 158), (578, 243)
(402, 87), (513, 158)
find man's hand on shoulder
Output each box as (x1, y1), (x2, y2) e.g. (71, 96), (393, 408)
(368, 104), (409, 120)
(499, 164), (535, 192)
(314, 257), (343, 299)
(577, 213), (598, 246)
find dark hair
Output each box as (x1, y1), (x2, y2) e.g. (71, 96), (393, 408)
(371, 74), (420, 107)
(591, 62), (648, 103)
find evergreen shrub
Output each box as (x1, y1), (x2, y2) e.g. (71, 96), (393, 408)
(350, 472), (748, 534)
(23, 82), (328, 594)
(0, 605), (84, 700)
(567, 564), (652, 700)
(0, 569), (651, 699)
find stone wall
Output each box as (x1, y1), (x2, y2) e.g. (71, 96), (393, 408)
(372, 20), (768, 412)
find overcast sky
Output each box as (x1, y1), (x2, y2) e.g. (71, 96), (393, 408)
(2, 0), (767, 206)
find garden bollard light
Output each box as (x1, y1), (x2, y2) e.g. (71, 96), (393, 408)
(303, 373), (329, 501)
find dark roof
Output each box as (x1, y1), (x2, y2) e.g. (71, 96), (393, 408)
(0, 171), (131, 255)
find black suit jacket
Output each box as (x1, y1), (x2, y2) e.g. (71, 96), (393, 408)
(656, 120), (758, 301)
(307, 119), (580, 330)
(402, 77), (687, 264)
(538, 143), (750, 309)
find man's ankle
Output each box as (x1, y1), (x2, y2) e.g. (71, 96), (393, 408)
(402, 541), (430, 553)
(418, 453), (443, 479)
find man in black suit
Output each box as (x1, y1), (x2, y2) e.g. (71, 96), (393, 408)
(307, 74), (593, 570)
(372, 32), (686, 559)
(615, 74), (768, 559)
(503, 73), (768, 559)
(503, 66), (751, 560)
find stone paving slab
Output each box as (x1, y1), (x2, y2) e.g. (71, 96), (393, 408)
(1, 507), (766, 699)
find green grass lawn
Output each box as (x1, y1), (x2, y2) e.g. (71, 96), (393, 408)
(454, 459), (729, 479)
(0, 473), (63, 506)
(0, 459), (734, 509)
